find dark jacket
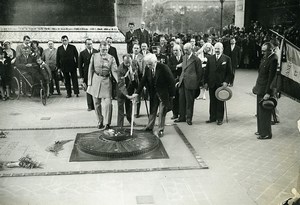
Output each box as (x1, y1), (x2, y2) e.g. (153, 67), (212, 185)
(204, 54), (233, 88)
(125, 30), (137, 54)
(254, 53), (277, 96)
(108, 46), (120, 67)
(168, 55), (183, 81)
(56, 44), (78, 72)
(136, 62), (175, 108)
(135, 28), (150, 46)
(117, 62), (139, 98)
(78, 48), (98, 83)
(224, 44), (241, 69)
(178, 54), (203, 90)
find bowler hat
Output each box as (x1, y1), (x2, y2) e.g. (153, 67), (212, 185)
(261, 97), (277, 110)
(215, 87), (233, 101)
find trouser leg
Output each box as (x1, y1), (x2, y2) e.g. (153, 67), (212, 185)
(146, 95), (159, 129)
(125, 98), (132, 123)
(257, 95), (272, 136)
(93, 97), (103, 125)
(87, 93), (94, 109)
(63, 71), (71, 96)
(70, 70), (79, 94)
(158, 101), (167, 132)
(208, 86), (218, 121)
(117, 97), (125, 127)
(102, 97), (112, 125)
(172, 87), (179, 117)
(185, 88), (195, 122)
(178, 86), (186, 120)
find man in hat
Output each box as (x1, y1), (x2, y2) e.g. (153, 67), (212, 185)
(204, 42), (233, 125)
(253, 42), (277, 139)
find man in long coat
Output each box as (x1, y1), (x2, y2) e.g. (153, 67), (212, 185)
(175, 43), (202, 125)
(132, 54), (175, 138)
(56, 35), (79, 98)
(253, 42), (277, 140)
(87, 41), (118, 130)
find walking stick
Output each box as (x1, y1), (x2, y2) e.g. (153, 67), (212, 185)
(225, 101), (228, 123)
(130, 98), (136, 136)
(143, 89), (149, 118)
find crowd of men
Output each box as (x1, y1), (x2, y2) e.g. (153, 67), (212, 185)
(0, 20), (284, 139)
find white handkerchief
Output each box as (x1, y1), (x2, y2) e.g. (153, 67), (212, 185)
(222, 62), (227, 65)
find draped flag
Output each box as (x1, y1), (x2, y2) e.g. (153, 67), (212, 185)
(281, 39), (300, 84)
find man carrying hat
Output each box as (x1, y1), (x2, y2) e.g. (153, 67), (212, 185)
(253, 42), (277, 140)
(204, 42), (233, 125)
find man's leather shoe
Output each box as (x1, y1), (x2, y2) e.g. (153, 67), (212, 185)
(97, 123), (104, 129)
(174, 118), (186, 123)
(206, 120), (216, 123)
(76, 94), (79, 97)
(87, 108), (93, 111)
(257, 135), (272, 140)
(66, 95), (71, 98)
(171, 115), (178, 120)
(157, 130), (164, 138)
(187, 121), (192, 125)
(217, 120), (223, 125)
(255, 132), (260, 135)
(135, 114), (140, 118)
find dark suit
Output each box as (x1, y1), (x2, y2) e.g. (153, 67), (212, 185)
(254, 53), (277, 136)
(125, 30), (137, 54)
(136, 63), (175, 131)
(168, 55), (183, 117)
(56, 44), (79, 96)
(117, 62), (139, 127)
(79, 48), (98, 109)
(224, 44), (241, 85)
(135, 28), (150, 47)
(178, 54), (202, 122)
(204, 54), (233, 122)
(108, 46), (120, 99)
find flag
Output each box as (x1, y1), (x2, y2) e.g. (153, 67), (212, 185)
(281, 39), (300, 84)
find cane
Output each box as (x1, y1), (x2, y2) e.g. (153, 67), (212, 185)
(142, 89), (149, 119)
(225, 101), (228, 123)
(130, 98), (136, 136)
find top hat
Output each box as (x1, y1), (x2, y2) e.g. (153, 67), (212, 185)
(261, 97), (277, 110)
(215, 86), (233, 101)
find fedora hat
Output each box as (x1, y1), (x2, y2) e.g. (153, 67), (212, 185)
(261, 97), (277, 110)
(215, 86), (232, 101)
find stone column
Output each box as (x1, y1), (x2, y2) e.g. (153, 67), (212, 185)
(235, 0), (245, 28)
(117, 0), (143, 34)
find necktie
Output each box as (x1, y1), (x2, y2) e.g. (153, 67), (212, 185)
(216, 55), (219, 61)
(152, 69), (155, 79)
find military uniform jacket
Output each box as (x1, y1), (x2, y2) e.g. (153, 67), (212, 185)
(87, 53), (118, 98)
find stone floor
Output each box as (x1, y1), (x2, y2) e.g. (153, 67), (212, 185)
(0, 69), (299, 205)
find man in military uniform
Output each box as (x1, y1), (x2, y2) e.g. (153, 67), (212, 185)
(87, 41), (118, 130)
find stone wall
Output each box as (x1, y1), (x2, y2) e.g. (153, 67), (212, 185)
(117, 0), (143, 34)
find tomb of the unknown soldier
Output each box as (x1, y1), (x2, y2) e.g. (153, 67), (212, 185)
(0, 0), (299, 205)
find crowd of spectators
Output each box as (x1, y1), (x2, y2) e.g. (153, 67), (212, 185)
(148, 20), (299, 69)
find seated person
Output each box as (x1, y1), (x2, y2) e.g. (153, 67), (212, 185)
(37, 56), (52, 97)
(0, 49), (10, 100)
(15, 47), (44, 93)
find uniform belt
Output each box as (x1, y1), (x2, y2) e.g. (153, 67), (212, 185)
(95, 72), (110, 77)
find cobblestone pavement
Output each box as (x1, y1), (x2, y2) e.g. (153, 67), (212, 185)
(0, 69), (299, 205)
